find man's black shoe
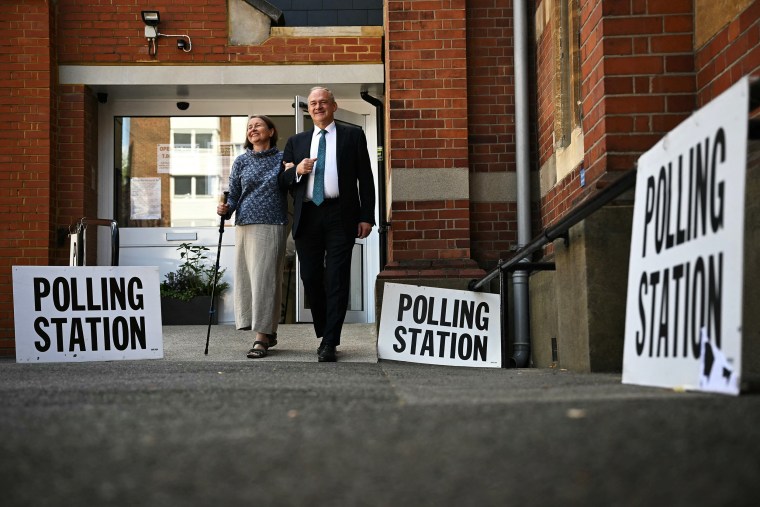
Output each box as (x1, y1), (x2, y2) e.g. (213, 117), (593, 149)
(318, 344), (337, 362)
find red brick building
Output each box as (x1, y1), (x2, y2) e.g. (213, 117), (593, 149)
(1, 0), (758, 368)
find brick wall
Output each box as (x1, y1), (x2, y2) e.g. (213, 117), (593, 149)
(695, 0), (760, 104)
(466, 0), (519, 268)
(583, 0), (696, 180)
(0, 1), (56, 354)
(470, 201), (518, 266)
(55, 85), (99, 267)
(56, 0), (382, 64)
(389, 199), (471, 263)
(537, 0), (697, 230)
(466, 1), (516, 174)
(385, 0), (472, 269)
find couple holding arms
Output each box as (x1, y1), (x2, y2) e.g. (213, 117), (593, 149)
(217, 86), (376, 362)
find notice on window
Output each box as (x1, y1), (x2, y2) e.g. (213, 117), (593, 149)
(130, 177), (161, 220)
(622, 77), (748, 395)
(157, 144), (171, 173)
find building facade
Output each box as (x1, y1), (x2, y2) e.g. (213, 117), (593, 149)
(1, 0), (758, 368)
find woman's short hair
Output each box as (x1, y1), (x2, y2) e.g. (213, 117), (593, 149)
(244, 114), (278, 150)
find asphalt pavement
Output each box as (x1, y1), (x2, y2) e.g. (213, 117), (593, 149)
(1, 323), (759, 506)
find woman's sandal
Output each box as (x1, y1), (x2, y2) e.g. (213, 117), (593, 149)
(246, 341), (269, 359)
(267, 332), (278, 348)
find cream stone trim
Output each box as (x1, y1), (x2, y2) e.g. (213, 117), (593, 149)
(539, 155), (557, 197)
(271, 26), (384, 37)
(555, 126), (584, 181)
(59, 64), (384, 86)
(392, 167), (469, 201)
(695, 0), (752, 48)
(535, 0), (553, 40)
(470, 172), (517, 202)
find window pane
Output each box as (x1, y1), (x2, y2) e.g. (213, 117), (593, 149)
(173, 132), (192, 148)
(196, 133), (213, 149)
(174, 176), (192, 196)
(196, 176), (216, 196)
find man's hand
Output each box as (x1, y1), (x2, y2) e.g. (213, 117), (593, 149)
(297, 158), (317, 176)
(357, 222), (373, 239)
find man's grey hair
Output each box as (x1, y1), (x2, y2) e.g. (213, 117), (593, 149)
(309, 86), (335, 103)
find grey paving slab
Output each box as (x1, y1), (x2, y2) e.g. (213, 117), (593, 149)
(163, 322), (378, 363)
(1, 324), (760, 507)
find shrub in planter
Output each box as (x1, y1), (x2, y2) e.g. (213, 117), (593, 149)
(160, 243), (229, 325)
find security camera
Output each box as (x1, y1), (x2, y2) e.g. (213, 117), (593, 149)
(176, 102), (190, 111)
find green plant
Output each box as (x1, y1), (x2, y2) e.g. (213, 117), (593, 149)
(160, 243), (229, 302)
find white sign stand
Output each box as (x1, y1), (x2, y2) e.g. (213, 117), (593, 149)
(13, 266), (164, 363)
(623, 78), (749, 394)
(378, 282), (502, 368)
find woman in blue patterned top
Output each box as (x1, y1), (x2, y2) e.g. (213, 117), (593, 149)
(217, 115), (288, 358)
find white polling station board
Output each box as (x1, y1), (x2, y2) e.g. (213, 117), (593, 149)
(13, 266), (164, 363)
(378, 282), (502, 368)
(622, 78), (749, 394)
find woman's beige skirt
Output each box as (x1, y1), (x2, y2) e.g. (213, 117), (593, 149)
(233, 223), (287, 334)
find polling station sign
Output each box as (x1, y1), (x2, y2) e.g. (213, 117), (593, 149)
(622, 78), (749, 393)
(13, 266), (164, 363)
(378, 283), (502, 368)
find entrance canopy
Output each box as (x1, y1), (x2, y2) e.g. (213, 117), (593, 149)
(58, 64), (384, 101)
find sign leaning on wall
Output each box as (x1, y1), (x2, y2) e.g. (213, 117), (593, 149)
(378, 282), (502, 368)
(13, 266), (164, 363)
(622, 77), (749, 394)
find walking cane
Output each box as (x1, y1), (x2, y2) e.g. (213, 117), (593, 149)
(205, 191), (229, 355)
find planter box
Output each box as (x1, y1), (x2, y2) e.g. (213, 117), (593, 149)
(161, 296), (217, 325)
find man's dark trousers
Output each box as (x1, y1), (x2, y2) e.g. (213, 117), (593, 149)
(296, 199), (353, 347)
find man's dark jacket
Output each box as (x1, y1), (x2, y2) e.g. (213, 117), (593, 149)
(279, 123), (376, 238)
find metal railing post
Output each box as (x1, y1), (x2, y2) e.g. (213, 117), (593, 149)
(499, 261), (508, 369)
(71, 218), (120, 266)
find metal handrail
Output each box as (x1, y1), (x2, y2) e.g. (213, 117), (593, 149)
(468, 76), (759, 368)
(469, 167), (637, 291)
(72, 218), (120, 266)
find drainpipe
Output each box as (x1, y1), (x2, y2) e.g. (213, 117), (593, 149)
(360, 90), (388, 270)
(512, 0), (531, 367)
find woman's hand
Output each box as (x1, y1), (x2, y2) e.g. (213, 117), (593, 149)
(217, 203), (229, 217)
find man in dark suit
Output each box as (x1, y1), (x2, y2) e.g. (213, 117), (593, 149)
(279, 87), (376, 362)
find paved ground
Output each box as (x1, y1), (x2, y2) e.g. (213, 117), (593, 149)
(163, 322), (379, 363)
(1, 324), (759, 506)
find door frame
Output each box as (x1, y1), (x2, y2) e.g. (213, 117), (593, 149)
(292, 97), (377, 324)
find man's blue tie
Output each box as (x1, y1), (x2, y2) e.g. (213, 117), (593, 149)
(312, 129), (327, 205)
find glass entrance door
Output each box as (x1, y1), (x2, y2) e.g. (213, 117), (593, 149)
(292, 96), (372, 324)
(99, 97), (378, 325)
